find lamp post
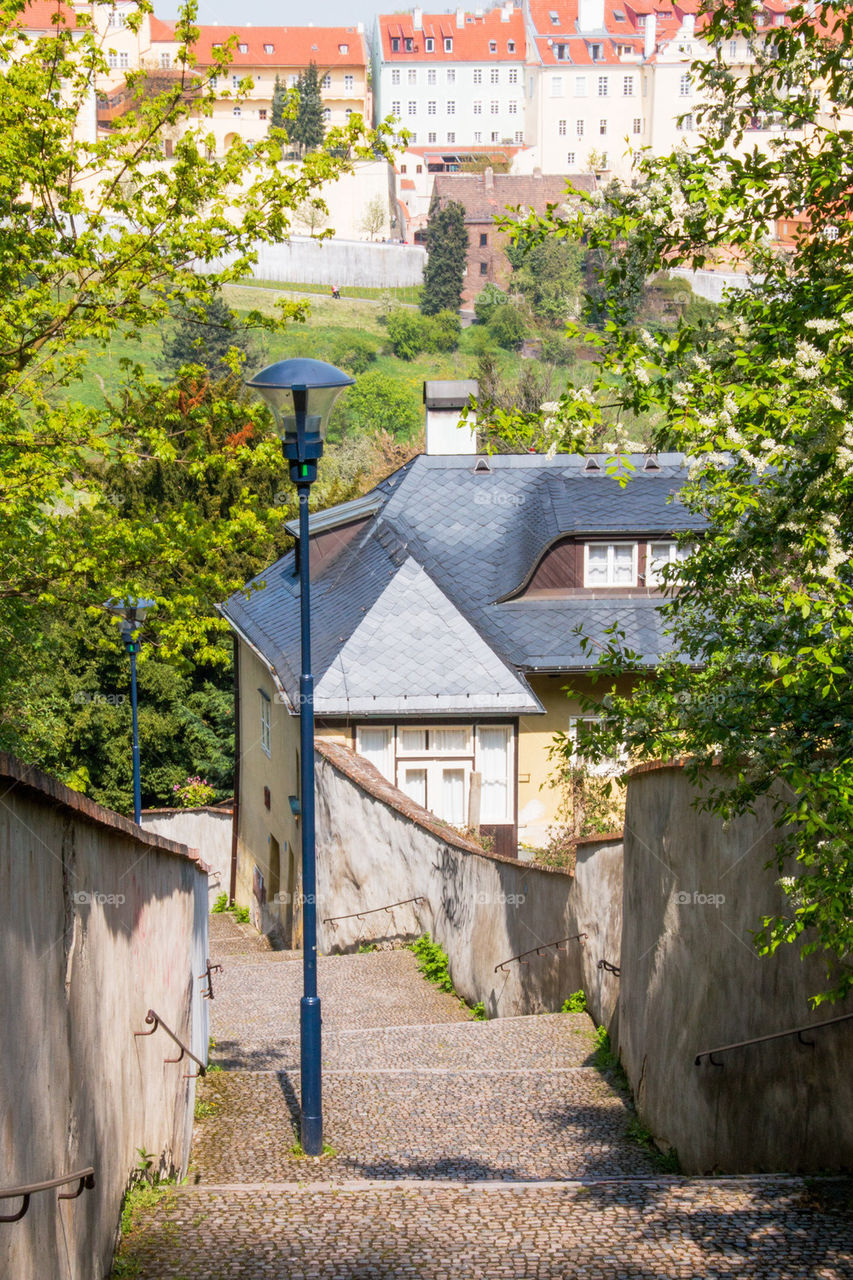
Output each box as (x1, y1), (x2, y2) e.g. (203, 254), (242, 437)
(246, 357), (354, 1156)
(102, 597), (156, 825)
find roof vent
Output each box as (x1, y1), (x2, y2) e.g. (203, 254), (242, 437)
(643, 454), (660, 471)
(473, 457), (492, 473)
(584, 456), (601, 472)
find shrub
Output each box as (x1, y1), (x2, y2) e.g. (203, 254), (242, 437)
(408, 933), (454, 992)
(172, 775), (216, 807)
(473, 282), (506, 326)
(329, 332), (379, 374)
(328, 370), (422, 441)
(488, 302), (526, 350)
(385, 307), (436, 359)
(562, 990), (587, 1013)
(430, 308), (462, 352)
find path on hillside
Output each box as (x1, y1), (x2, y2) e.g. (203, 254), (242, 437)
(114, 914), (853, 1278)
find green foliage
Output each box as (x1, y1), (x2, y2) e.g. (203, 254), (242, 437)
(359, 194), (388, 240)
(328, 332), (380, 374)
(357, 942), (378, 953)
(626, 1116), (681, 1173)
(385, 308), (431, 360)
(494, 1), (853, 1003)
(211, 893), (229, 913)
(270, 73), (286, 131)
(430, 308), (462, 352)
(231, 903), (250, 924)
(421, 200), (468, 316)
(409, 933), (455, 993)
(286, 61), (325, 155)
(473, 283), (507, 326)
(488, 303), (526, 351)
(562, 990), (587, 1013)
(329, 370), (422, 441)
(506, 234), (584, 326)
(159, 296), (256, 378)
(471, 1001), (488, 1021)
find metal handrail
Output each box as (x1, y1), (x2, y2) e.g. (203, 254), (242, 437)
(198, 958), (223, 1001)
(134, 1009), (206, 1077)
(597, 958), (621, 976)
(323, 897), (425, 925)
(495, 933), (587, 973)
(695, 1010), (853, 1067)
(0, 1168), (95, 1223)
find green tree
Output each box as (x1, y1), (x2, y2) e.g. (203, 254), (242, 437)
(160, 296), (256, 377)
(503, 0), (853, 1002)
(385, 308), (431, 360)
(488, 302), (526, 350)
(505, 234), (584, 326)
(270, 72), (286, 131)
(473, 283), (507, 326)
(329, 370), (422, 441)
(421, 199), (468, 316)
(287, 62), (325, 156)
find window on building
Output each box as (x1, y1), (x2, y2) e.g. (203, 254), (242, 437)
(356, 726), (394, 779)
(589, 42), (602, 60)
(549, 8), (559, 23)
(238, 42), (248, 53)
(514, 129), (523, 142)
(264, 43), (274, 54)
(490, 130), (499, 142)
(410, 132), (417, 142)
(646, 541), (693, 587)
(259, 691), (271, 756)
(550, 75), (564, 96)
(392, 68), (400, 84)
(679, 72), (692, 96)
(107, 51), (117, 68)
(408, 68), (417, 84)
(729, 39), (738, 58)
(232, 74), (239, 89)
(115, 50), (128, 68)
(447, 100), (455, 113)
(474, 130), (482, 142)
(508, 40), (516, 53)
(479, 261), (488, 275)
(555, 43), (567, 60)
(473, 68), (483, 84)
(566, 150), (575, 165)
(345, 107), (353, 118)
(509, 67), (518, 83)
(575, 75), (587, 96)
(633, 116), (642, 134)
(473, 100), (482, 114)
(623, 74), (634, 96)
(428, 101), (436, 114)
(444, 36), (453, 51)
(404, 37), (413, 52)
(600, 118), (607, 134)
(425, 36), (434, 51)
(428, 131), (437, 142)
(479, 231), (488, 246)
(416, 163), (422, 172)
(232, 105), (241, 117)
(160, 52), (171, 69)
(677, 113), (694, 131)
(391, 37), (400, 51)
(584, 542), (637, 587)
(489, 39), (497, 52)
(490, 100), (499, 113)
(508, 100), (517, 114)
(259, 108), (267, 120)
(558, 118), (566, 135)
(447, 130), (455, 142)
(567, 716), (621, 776)
(490, 67), (499, 83)
(447, 69), (456, 83)
(408, 100), (416, 113)
(340, 42), (349, 53)
(345, 73), (354, 90)
(391, 100), (401, 115)
(597, 75), (608, 96)
(322, 73), (331, 88)
(576, 118), (585, 136)
(427, 68), (436, 84)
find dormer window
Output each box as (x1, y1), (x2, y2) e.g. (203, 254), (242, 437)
(404, 38), (412, 52)
(264, 43), (274, 53)
(391, 37), (400, 51)
(425, 36), (434, 51)
(489, 40), (497, 52)
(646, 541), (693, 586)
(340, 43), (349, 53)
(444, 36), (453, 52)
(584, 542), (637, 587)
(508, 40), (515, 52)
(238, 43), (248, 53)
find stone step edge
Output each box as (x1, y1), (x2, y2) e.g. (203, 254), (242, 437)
(171, 1175), (824, 1194)
(206, 1066), (602, 1076)
(211, 1013), (591, 1037)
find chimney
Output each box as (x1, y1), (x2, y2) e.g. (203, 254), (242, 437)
(423, 381), (479, 455)
(532, 166), (542, 178)
(413, 7), (422, 31)
(501, 0), (513, 20)
(456, 8), (465, 29)
(357, 20), (364, 33)
(682, 13), (695, 37)
(483, 165), (494, 190)
(578, 0), (604, 32)
(644, 12), (656, 58)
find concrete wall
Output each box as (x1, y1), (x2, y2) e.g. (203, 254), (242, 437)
(669, 267), (753, 303)
(618, 763), (853, 1173)
(141, 806), (233, 908)
(315, 740), (623, 1022)
(200, 235), (426, 288)
(0, 755), (209, 1280)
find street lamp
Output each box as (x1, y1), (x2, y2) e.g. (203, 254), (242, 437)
(247, 357), (354, 1156)
(102, 597), (156, 825)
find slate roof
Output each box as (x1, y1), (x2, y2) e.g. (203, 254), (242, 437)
(222, 452), (704, 718)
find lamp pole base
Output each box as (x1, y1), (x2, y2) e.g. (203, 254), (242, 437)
(300, 995), (323, 1155)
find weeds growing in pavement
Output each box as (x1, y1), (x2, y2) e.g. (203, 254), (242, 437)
(562, 990), (587, 1013)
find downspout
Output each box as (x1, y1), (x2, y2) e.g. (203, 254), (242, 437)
(229, 630), (241, 905)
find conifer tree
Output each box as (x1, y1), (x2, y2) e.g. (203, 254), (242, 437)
(420, 199), (468, 316)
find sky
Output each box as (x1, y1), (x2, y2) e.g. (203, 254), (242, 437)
(157, 1), (406, 29)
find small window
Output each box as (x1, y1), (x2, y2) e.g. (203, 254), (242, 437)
(623, 75), (634, 97)
(489, 40), (497, 53)
(575, 75), (587, 97)
(447, 69), (456, 83)
(447, 100), (455, 114)
(232, 105), (241, 117)
(408, 100), (416, 113)
(264, 43), (274, 54)
(428, 131), (437, 142)
(428, 101), (436, 115)
(508, 67), (518, 83)
(600, 118), (607, 134)
(589, 43), (602, 61)
(259, 691), (271, 756)
(408, 68), (417, 84)
(568, 716), (622, 776)
(447, 130), (455, 142)
(633, 116), (642, 134)
(107, 51), (117, 68)
(356, 725), (394, 779)
(119, 51), (129, 68)
(259, 108), (267, 120)
(479, 261), (488, 275)
(679, 72), (692, 96)
(404, 37), (412, 52)
(558, 119), (566, 136)
(576, 119), (585, 136)
(490, 131), (499, 142)
(646, 541), (693, 587)
(479, 232), (488, 246)
(474, 130), (482, 142)
(344, 74), (354, 90)
(566, 150), (575, 165)
(160, 52), (171, 69)
(473, 100), (482, 114)
(729, 39), (738, 57)
(427, 68), (436, 84)
(238, 42), (248, 53)
(391, 37), (400, 52)
(550, 75), (564, 97)
(490, 67), (499, 83)
(490, 100), (499, 114)
(597, 75), (608, 97)
(444, 36), (453, 52)
(340, 43), (349, 54)
(677, 113), (694, 131)
(425, 36), (434, 52)
(508, 101), (517, 114)
(508, 39), (516, 52)
(392, 68), (400, 84)
(473, 68), (483, 84)
(322, 73), (331, 89)
(584, 542), (637, 588)
(322, 107), (331, 121)
(391, 100), (401, 115)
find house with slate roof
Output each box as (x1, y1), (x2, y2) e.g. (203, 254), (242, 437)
(221, 394), (704, 937)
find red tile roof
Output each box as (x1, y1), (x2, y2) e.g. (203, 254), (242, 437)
(17, 0), (78, 31)
(150, 23), (368, 69)
(377, 8), (525, 62)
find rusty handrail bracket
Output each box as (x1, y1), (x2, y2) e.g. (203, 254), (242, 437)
(597, 958), (621, 976)
(694, 1009), (853, 1067)
(134, 1009), (206, 1077)
(323, 897), (425, 925)
(198, 958), (224, 1000)
(495, 933), (588, 973)
(0, 1168), (95, 1223)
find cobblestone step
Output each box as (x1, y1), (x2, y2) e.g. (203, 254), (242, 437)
(116, 1177), (853, 1279)
(190, 1065), (656, 1183)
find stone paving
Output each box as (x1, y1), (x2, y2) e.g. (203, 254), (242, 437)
(114, 913), (853, 1279)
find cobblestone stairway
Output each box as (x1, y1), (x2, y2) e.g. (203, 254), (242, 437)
(114, 916), (853, 1279)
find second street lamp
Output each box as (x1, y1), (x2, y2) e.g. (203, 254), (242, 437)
(102, 597), (156, 825)
(246, 357), (354, 1156)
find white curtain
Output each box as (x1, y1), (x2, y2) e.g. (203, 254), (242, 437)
(477, 726), (510, 823)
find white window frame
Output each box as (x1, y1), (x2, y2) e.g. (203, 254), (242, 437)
(567, 716), (624, 777)
(583, 542), (638, 588)
(646, 540), (693, 587)
(259, 691), (271, 757)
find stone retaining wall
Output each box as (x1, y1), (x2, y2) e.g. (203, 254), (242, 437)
(0, 755), (210, 1280)
(141, 805), (233, 907)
